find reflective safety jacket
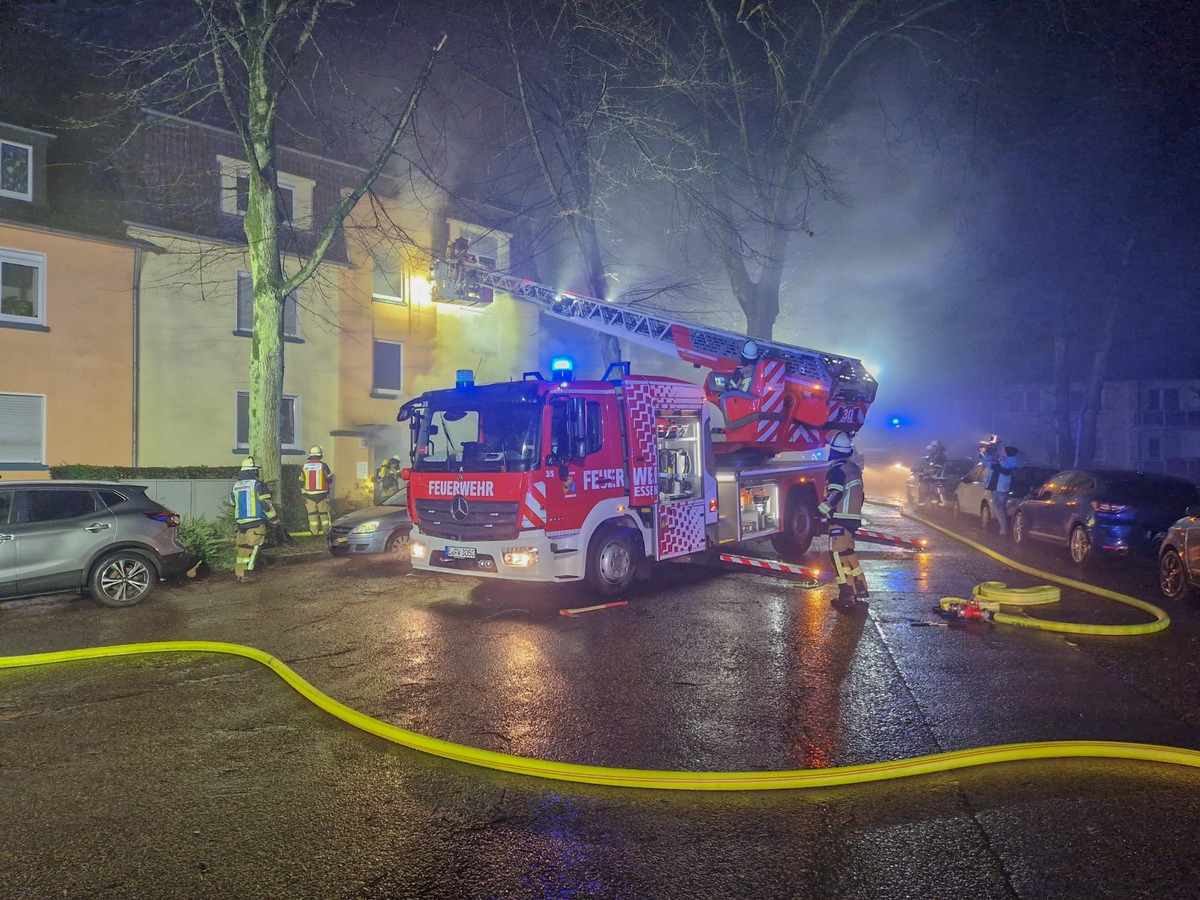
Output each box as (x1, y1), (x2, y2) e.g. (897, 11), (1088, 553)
(818, 458), (864, 530)
(300, 458), (332, 494)
(232, 478), (278, 526)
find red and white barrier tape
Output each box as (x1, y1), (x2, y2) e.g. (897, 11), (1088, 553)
(717, 554), (823, 581)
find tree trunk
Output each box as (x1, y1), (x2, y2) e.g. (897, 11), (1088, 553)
(243, 69), (287, 509)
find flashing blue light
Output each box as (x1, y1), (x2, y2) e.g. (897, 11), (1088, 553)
(889, 416), (903, 428)
(550, 356), (575, 382)
(456, 369), (475, 388)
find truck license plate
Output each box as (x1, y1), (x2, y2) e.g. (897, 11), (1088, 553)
(446, 546), (476, 559)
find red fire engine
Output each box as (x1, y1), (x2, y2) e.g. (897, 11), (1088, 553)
(397, 258), (878, 595)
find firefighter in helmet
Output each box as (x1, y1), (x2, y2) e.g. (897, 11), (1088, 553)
(375, 455), (402, 504)
(230, 456), (279, 583)
(817, 431), (869, 611)
(299, 445), (334, 535)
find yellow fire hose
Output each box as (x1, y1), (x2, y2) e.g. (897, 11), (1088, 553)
(904, 508), (1170, 636)
(5, 639), (1200, 790)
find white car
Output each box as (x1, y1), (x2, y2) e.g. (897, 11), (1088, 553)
(952, 463), (1057, 531)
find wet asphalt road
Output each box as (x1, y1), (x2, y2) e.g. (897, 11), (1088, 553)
(4, 492), (1200, 899)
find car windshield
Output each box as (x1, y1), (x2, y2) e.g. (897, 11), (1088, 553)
(414, 400), (542, 473)
(381, 487), (408, 508)
(1105, 479), (1200, 506)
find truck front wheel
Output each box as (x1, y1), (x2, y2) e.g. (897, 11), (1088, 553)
(770, 494), (818, 561)
(586, 526), (637, 597)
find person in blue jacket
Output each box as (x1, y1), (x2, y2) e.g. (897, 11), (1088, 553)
(990, 446), (1021, 536)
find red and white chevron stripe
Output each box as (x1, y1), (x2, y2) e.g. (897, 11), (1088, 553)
(522, 480), (547, 528)
(718, 553), (824, 581)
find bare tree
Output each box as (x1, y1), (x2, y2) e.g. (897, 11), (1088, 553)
(642, 0), (960, 339)
(48, 1), (447, 508)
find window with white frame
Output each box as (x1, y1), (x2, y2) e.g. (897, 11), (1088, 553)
(218, 155), (313, 230)
(373, 340), (403, 393)
(236, 391), (299, 451)
(0, 393), (45, 463)
(0, 140), (32, 201)
(236, 271), (299, 338)
(235, 171), (295, 223)
(371, 244), (407, 304)
(0, 248), (45, 325)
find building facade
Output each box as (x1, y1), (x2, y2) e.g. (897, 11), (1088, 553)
(0, 122), (139, 479)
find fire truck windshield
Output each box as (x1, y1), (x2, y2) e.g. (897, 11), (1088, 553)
(413, 400), (542, 473)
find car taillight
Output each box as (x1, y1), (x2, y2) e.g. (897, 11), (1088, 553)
(146, 511), (181, 527)
(1092, 501), (1129, 515)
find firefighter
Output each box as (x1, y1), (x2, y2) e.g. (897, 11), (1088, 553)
(299, 445), (334, 535)
(231, 456), (279, 583)
(375, 456), (401, 504)
(818, 431), (869, 611)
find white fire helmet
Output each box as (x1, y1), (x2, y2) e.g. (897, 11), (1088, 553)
(826, 431), (853, 459)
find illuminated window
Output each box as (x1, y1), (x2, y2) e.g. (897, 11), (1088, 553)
(371, 245), (407, 305)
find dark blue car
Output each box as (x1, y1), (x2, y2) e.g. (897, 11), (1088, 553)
(1011, 469), (1200, 564)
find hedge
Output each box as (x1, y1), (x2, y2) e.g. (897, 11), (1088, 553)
(49, 463), (309, 533)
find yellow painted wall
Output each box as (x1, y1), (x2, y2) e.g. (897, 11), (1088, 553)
(128, 227), (341, 475)
(0, 223), (134, 477)
(336, 197), (541, 507)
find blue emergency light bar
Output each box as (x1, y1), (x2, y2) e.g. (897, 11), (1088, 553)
(550, 356), (574, 382)
(456, 369), (475, 388)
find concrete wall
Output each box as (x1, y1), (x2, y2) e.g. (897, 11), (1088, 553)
(126, 478), (233, 521)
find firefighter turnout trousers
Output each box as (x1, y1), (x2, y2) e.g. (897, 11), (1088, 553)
(828, 525), (868, 599)
(303, 493), (331, 535)
(235, 524), (268, 578)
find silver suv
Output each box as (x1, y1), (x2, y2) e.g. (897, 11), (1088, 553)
(0, 481), (188, 607)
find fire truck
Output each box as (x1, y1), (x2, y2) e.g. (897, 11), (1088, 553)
(397, 257), (878, 595)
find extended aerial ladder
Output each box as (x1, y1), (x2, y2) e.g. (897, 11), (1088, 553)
(432, 255), (878, 457)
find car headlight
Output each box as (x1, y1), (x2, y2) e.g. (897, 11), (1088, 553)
(411, 541), (427, 559)
(502, 547), (539, 567)
(350, 520), (381, 534)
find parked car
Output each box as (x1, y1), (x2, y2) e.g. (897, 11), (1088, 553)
(327, 487), (412, 562)
(905, 457), (975, 508)
(0, 481), (187, 607)
(1011, 469), (1200, 564)
(952, 463), (1059, 530)
(1157, 506), (1200, 599)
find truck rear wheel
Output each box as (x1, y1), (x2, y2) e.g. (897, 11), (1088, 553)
(586, 525), (637, 597)
(770, 494), (817, 561)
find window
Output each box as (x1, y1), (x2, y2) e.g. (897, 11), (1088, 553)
(1147, 437), (1162, 461)
(236, 271), (299, 338)
(1022, 390), (1042, 415)
(236, 391), (299, 451)
(27, 489), (97, 523)
(372, 245), (407, 304)
(0, 248), (45, 325)
(372, 340), (403, 393)
(219, 156), (313, 229)
(0, 491), (12, 525)
(1147, 388), (1180, 412)
(0, 393), (44, 463)
(234, 172), (294, 223)
(0, 139), (32, 201)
